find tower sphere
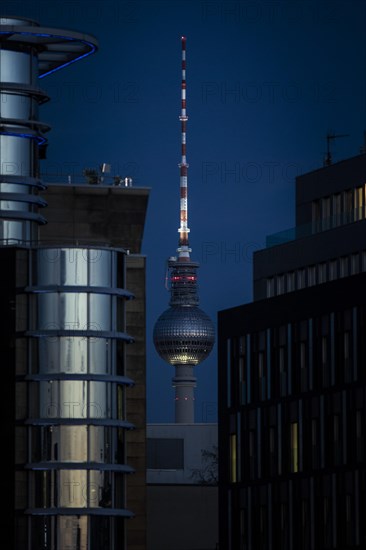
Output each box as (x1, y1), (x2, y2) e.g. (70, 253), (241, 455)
(153, 305), (215, 366)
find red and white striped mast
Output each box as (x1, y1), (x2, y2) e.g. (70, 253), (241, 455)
(177, 36), (191, 261)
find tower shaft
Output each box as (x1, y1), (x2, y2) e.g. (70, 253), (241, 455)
(173, 365), (197, 423)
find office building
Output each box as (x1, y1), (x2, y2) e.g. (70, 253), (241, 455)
(218, 153), (366, 549)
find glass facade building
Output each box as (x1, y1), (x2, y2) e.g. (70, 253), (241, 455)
(17, 247), (134, 547)
(218, 154), (366, 550)
(0, 16), (149, 550)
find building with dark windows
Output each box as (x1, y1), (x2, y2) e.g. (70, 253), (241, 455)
(0, 16), (149, 550)
(218, 153), (366, 550)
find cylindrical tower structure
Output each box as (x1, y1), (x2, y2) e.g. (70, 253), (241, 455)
(0, 16), (138, 549)
(15, 246), (134, 548)
(0, 16), (97, 243)
(153, 37), (215, 423)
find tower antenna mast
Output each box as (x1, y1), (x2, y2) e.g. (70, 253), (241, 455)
(178, 36), (191, 260)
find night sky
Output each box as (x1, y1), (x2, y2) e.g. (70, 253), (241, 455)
(5, 0), (366, 422)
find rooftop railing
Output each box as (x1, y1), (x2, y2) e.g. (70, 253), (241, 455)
(266, 207), (366, 248)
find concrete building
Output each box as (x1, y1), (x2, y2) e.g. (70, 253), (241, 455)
(40, 181), (150, 550)
(147, 423), (218, 550)
(0, 16), (149, 550)
(218, 153), (366, 549)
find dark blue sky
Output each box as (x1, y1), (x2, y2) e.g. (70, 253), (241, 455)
(6, 0), (366, 422)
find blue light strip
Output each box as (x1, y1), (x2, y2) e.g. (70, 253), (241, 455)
(0, 130), (46, 145)
(0, 30), (96, 79)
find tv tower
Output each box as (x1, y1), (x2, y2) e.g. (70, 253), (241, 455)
(153, 37), (215, 423)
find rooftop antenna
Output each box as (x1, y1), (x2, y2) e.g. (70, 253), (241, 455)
(324, 132), (349, 166)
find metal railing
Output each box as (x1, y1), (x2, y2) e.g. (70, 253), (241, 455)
(266, 207), (366, 248)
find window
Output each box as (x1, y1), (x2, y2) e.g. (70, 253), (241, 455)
(356, 410), (363, 462)
(332, 193), (342, 226)
(351, 253), (360, 275)
(290, 422), (299, 473)
(321, 196), (331, 230)
(267, 277), (275, 298)
(354, 186), (364, 220)
(249, 430), (256, 479)
(362, 251), (366, 272)
(318, 263), (327, 284)
(329, 260), (337, 281)
(300, 341), (308, 391)
(308, 265), (316, 286)
(239, 356), (246, 405)
(311, 418), (319, 468)
(343, 189), (353, 223)
(340, 256), (349, 278)
(297, 268), (306, 289)
(230, 434), (237, 483)
(258, 352), (265, 400)
(333, 415), (341, 466)
(269, 426), (276, 475)
(279, 346), (286, 396)
(276, 274), (285, 295)
(323, 497), (331, 547)
(312, 200), (321, 232)
(321, 336), (329, 386)
(286, 271), (295, 292)
(147, 438), (184, 469)
(240, 508), (247, 550)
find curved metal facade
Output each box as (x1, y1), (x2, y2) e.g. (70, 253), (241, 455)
(15, 247), (134, 549)
(0, 19), (47, 242)
(0, 16), (98, 244)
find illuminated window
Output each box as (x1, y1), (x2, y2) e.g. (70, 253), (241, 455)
(230, 434), (237, 483)
(354, 186), (364, 220)
(290, 422), (299, 473)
